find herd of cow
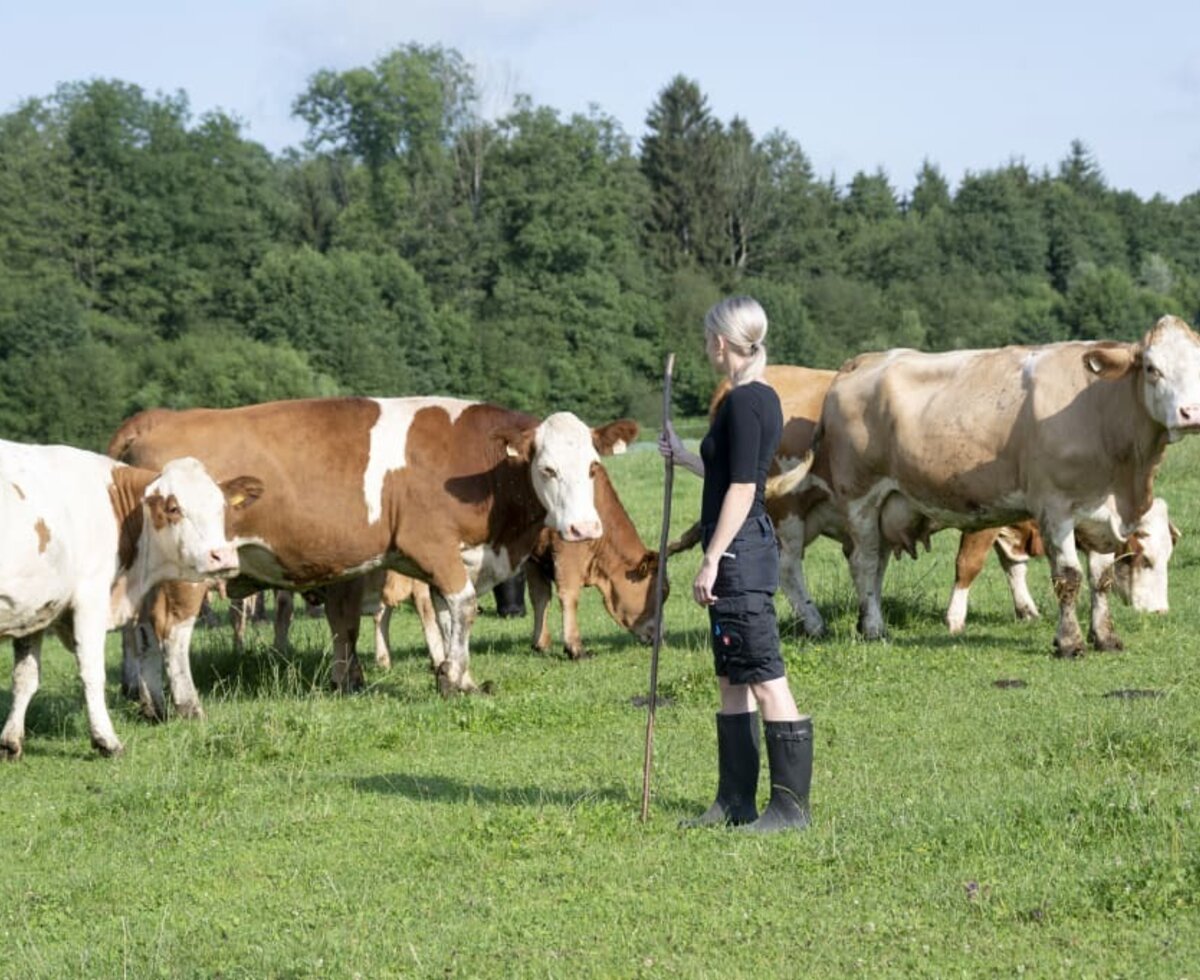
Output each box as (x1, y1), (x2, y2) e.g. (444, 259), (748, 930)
(2, 314), (1197, 759)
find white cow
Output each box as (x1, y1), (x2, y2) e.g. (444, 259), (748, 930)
(0, 441), (262, 758)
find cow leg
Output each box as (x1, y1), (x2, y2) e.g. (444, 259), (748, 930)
(410, 581), (445, 668)
(120, 621), (141, 701)
(999, 555), (1040, 622)
(776, 514), (826, 638)
(164, 617), (202, 718)
(1, 632), (44, 760)
(373, 605), (393, 670)
(274, 590), (294, 651)
(1041, 517), (1086, 658)
(429, 585), (480, 695)
(66, 603), (123, 756)
(946, 529), (996, 634)
(1085, 550), (1123, 652)
(847, 499), (887, 640)
(323, 578), (366, 693)
(148, 581), (209, 720)
(526, 563), (554, 652)
(557, 582), (589, 660)
(128, 617), (167, 722)
(229, 595), (250, 655)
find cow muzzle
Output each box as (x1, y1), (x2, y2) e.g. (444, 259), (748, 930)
(205, 545), (241, 577)
(560, 520), (603, 542)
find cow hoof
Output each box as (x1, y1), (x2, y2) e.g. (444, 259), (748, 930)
(138, 701), (167, 724)
(565, 647), (593, 661)
(93, 739), (124, 758)
(0, 741), (23, 762)
(1089, 634), (1124, 653)
(174, 702), (205, 721)
(480, 680), (496, 696)
(1052, 641), (1085, 659)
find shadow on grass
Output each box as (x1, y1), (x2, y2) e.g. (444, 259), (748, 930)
(352, 770), (701, 816)
(352, 771), (633, 808)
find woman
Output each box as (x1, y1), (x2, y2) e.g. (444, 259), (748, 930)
(659, 296), (812, 832)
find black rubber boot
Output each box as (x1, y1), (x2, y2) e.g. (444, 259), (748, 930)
(739, 718), (812, 833)
(680, 711), (760, 827)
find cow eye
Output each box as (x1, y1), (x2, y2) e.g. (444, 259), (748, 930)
(1145, 364), (1162, 382)
(165, 501), (182, 517)
(540, 466), (558, 479)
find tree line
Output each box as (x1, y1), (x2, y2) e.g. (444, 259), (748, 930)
(2, 42), (1198, 450)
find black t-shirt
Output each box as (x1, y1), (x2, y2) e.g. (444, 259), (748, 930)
(699, 380), (783, 528)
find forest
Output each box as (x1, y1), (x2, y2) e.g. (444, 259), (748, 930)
(2, 42), (1199, 449)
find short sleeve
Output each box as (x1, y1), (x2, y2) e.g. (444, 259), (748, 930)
(725, 389), (763, 484)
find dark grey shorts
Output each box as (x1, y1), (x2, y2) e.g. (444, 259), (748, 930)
(705, 515), (784, 685)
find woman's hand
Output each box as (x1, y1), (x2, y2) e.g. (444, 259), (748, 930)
(658, 422), (685, 463)
(693, 555), (719, 606)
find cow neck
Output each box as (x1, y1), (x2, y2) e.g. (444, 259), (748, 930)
(108, 464), (159, 621)
(490, 454), (545, 536)
(591, 467), (649, 566)
(1102, 375), (1171, 526)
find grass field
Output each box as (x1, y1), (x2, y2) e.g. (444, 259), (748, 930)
(2, 434), (1199, 978)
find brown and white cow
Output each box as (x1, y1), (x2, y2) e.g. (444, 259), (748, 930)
(817, 316), (1200, 655)
(945, 498), (1179, 633)
(307, 459), (664, 665)
(108, 397), (636, 719)
(0, 441), (260, 757)
(524, 461), (663, 659)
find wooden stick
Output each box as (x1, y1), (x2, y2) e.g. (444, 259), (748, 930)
(641, 352), (675, 822)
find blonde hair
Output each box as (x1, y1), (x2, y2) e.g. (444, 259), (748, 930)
(705, 295), (768, 385)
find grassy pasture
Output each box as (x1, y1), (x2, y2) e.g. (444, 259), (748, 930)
(2, 435), (1199, 977)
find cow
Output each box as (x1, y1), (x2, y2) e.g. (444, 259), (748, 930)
(675, 365), (1184, 643)
(815, 315), (1200, 655)
(290, 457), (664, 665)
(108, 397), (636, 719)
(0, 441), (261, 758)
(945, 498), (1179, 633)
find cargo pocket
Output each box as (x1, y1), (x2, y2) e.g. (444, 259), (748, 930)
(732, 527), (779, 594)
(711, 595), (755, 673)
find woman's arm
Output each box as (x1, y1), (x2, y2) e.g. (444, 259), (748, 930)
(692, 482), (756, 606)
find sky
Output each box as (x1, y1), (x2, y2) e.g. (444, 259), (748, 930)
(2, 0), (1199, 201)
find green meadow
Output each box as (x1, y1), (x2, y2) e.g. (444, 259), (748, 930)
(1, 437), (1198, 978)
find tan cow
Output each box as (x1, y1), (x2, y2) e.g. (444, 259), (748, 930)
(108, 397), (636, 719)
(945, 498), (1179, 633)
(525, 462), (663, 659)
(679, 365), (1184, 643)
(816, 316), (1200, 655)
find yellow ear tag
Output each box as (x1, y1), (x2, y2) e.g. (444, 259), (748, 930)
(506, 445), (520, 458)
(228, 492), (246, 507)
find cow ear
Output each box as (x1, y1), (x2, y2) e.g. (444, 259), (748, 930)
(495, 426), (536, 462)
(629, 552), (657, 582)
(222, 475), (265, 510)
(1083, 343), (1136, 379)
(592, 418), (639, 456)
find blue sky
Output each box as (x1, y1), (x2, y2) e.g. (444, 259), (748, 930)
(3, 0), (1198, 200)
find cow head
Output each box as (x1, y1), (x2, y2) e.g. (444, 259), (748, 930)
(1112, 497), (1179, 613)
(1085, 316), (1200, 442)
(500, 414), (638, 542)
(601, 550), (667, 645)
(142, 458), (264, 581)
